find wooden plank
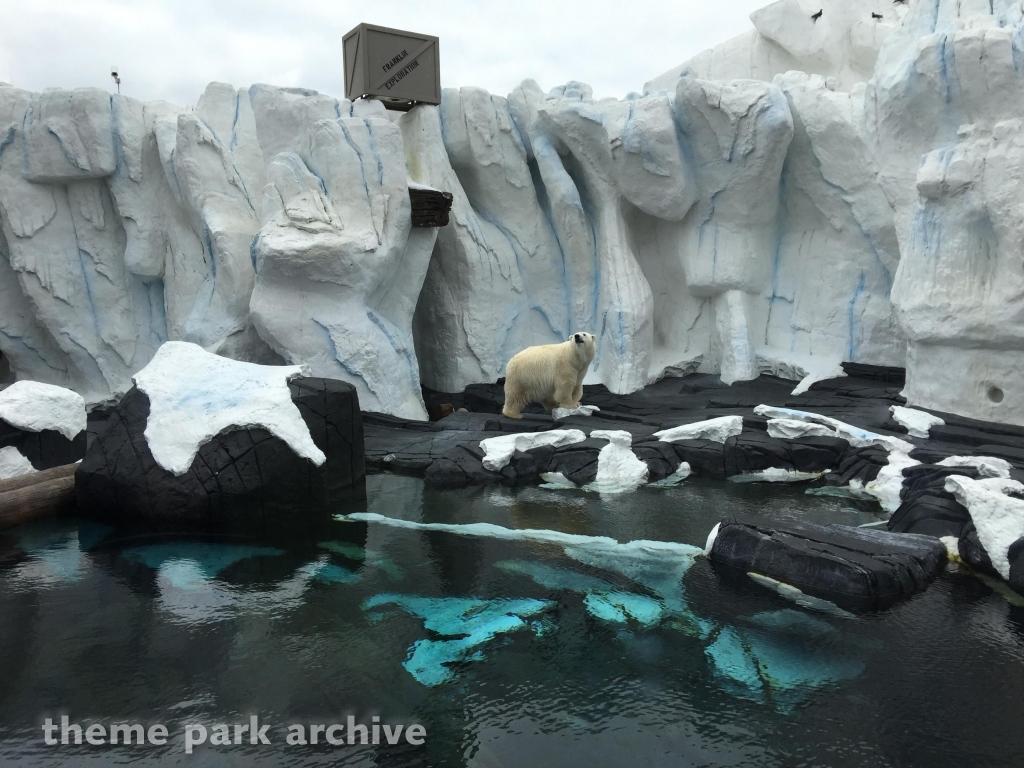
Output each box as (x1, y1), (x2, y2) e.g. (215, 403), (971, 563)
(0, 462), (78, 531)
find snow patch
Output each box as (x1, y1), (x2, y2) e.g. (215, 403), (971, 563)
(790, 363), (847, 396)
(945, 475), (1024, 580)
(890, 405), (944, 439)
(133, 341), (325, 476)
(864, 450), (921, 513)
(654, 415), (743, 445)
(0, 446), (36, 480)
(552, 404), (600, 420)
(480, 429), (586, 472)
(0, 380), (86, 439)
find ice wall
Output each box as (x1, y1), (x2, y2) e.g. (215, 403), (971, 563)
(645, 0), (908, 94)
(1, 0), (1023, 427)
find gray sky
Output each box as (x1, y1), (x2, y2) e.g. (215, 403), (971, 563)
(0, 0), (766, 105)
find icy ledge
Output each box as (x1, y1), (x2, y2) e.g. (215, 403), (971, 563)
(133, 341), (326, 476)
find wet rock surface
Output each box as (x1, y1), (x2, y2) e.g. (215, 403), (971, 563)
(709, 515), (948, 612)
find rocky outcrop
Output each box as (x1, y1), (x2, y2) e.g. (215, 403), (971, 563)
(76, 343), (364, 526)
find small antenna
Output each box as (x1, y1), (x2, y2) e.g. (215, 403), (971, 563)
(111, 64), (121, 94)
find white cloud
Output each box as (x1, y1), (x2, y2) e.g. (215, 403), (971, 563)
(0, 0), (766, 104)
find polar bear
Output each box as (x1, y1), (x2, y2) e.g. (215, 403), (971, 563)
(502, 333), (597, 419)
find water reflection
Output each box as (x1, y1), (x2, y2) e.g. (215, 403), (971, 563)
(0, 475), (1022, 766)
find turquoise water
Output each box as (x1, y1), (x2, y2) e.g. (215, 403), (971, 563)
(0, 475), (1022, 766)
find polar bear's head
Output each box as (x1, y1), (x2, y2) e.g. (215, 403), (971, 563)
(570, 332), (596, 366)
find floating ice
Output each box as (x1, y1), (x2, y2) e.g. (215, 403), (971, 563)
(945, 475), (1024, 580)
(0, 381), (86, 439)
(497, 560), (664, 627)
(0, 446), (36, 480)
(705, 610), (864, 711)
(648, 461), (692, 487)
(747, 572), (854, 618)
(479, 429), (586, 471)
(133, 341), (325, 476)
(890, 406), (944, 439)
(654, 416), (744, 444)
(363, 594), (554, 686)
(336, 513), (703, 560)
(728, 468), (825, 484)
(539, 472), (577, 489)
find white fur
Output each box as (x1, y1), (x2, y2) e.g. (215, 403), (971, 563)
(502, 333), (596, 419)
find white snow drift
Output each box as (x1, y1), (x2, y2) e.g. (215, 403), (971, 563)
(133, 341), (325, 476)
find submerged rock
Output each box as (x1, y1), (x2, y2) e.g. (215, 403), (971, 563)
(708, 515), (947, 611)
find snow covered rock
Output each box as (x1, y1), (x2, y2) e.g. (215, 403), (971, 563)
(709, 514), (947, 611)
(0, 380), (86, 470)
(767, 419), (837, 440)
(655, 416), (744, 445)
(945, 475), (1024, 582)
(480, 429), (586, 472)
(76, 343), (364, 525)
(890, 406), (944, 439)
(754, 405), (913, 453)
(0, 380), (85, 439)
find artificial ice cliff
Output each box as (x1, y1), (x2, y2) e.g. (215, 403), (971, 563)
(1, 0), (1023, 426)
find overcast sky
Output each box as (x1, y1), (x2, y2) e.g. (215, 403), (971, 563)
(0, 0), (766, 105)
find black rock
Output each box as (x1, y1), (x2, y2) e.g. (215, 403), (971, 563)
(709, 515), (948, 611)
(424, 443), (502, 489)
(824, 445), (889, 487)
(546, 440), (604, 486)
(1007, 538), (1024, 595)
(958, 521), (998, 578)
(75, 378), (364, 529)
(0, 417), (85, 470)
(887, 464), (983, 539)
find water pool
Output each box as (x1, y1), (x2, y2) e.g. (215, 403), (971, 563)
(1, 474), (1022, 767)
